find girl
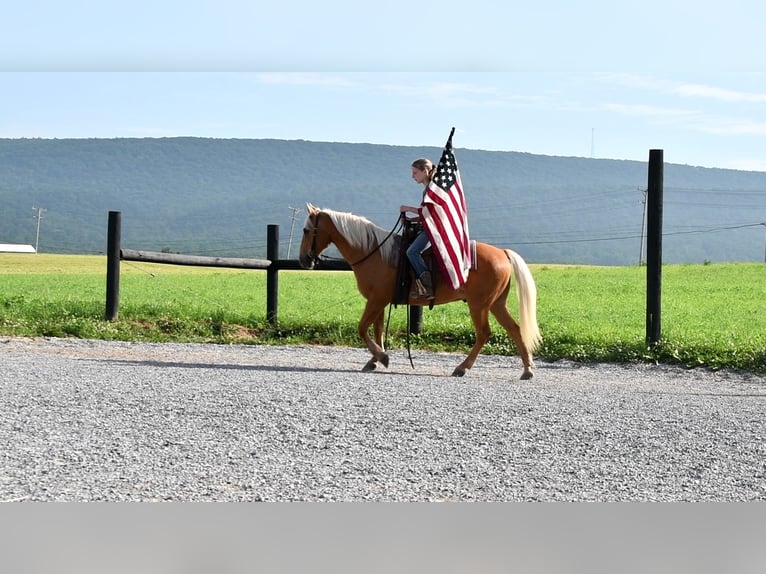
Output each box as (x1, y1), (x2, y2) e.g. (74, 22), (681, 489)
(399, 158), (435, 300)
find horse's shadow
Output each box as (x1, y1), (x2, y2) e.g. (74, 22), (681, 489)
(88, 358), (360, 375)
(88, 357), (455, 378)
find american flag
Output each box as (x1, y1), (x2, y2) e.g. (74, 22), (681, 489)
(420, 127), (471, 289)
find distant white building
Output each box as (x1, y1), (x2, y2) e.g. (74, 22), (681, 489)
(0, 244), (36, 253)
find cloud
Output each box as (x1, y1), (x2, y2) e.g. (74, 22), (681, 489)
(252, 74), (514, 109)
(596, 73), (672, 91)
(254, 73), (357, 88)
(601, 102), (699, 119)
(673, 83), (766, 103)
(379, 81), (498, 98)
(604, 101), (766, 136)
(695, 120), (766, 136)
(601, 74), (766, 104)
(376, 81), (511, 109)
(380, 80), (562, 112)
(254, 73), (545, 110)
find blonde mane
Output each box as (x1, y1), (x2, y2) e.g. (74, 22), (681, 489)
(321, 208), (395, 263)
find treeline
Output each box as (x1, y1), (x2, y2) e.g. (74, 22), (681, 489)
(1, 137), (765, 265)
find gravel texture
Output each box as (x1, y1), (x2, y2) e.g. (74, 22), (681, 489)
(1, 336), (765, 501)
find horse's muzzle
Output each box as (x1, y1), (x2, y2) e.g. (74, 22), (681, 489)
(298, 253), (316, 270)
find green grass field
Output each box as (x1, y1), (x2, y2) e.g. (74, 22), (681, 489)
(2, 254), (765, 374)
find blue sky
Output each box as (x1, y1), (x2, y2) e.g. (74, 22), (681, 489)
(1, 1), (764, 171)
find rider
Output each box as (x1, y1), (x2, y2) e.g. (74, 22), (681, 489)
(399, 158), (435, 300)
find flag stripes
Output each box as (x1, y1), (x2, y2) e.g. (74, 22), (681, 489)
(419, 129), (471, 289)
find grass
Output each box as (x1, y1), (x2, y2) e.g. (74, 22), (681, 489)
(1, 254), (765, 374)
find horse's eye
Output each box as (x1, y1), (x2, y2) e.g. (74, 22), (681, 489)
(303, 228), (309, 235)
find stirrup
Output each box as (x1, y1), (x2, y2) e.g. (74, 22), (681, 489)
(410, 279), (434, 300)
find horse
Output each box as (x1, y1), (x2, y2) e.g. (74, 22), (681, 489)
(298, 203), (542, 380)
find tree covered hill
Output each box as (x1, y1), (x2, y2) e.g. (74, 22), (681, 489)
(1, 137), (765, 265)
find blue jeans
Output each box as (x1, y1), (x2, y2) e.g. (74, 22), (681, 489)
(406, 230), (431, 277)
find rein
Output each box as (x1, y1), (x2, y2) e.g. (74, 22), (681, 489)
(309, 211), (403, 268)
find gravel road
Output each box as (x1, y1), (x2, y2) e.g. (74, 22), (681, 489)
(1, 336), (765, 501)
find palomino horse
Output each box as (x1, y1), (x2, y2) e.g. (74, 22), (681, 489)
(298, 203), (542, 380)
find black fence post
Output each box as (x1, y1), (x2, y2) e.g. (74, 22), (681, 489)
(409, 306), (423, 334)
(105, 211), (121, 321)
(266, 224), (279, 324)
(646, 149), (664, 345)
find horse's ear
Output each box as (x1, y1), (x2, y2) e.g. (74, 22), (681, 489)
(306, 202), (317, 215)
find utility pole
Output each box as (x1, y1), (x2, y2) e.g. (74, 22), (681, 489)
(638, 188), (647, 266)
(32, 206), (46, 253)
(286, 206), (302, 259)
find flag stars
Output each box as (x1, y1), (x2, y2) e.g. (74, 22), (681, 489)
(433, 150), (457, 187)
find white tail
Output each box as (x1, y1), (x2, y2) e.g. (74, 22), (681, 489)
(505, 249), (542, 354)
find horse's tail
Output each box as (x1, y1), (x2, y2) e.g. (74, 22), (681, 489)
(505, 249), (542, 354)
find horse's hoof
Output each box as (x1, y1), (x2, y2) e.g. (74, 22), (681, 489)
(452, 367), (466, 377)
(362, 360), (377, 372)
(380, 353), (390, 368)
(520, 371), (534, 380)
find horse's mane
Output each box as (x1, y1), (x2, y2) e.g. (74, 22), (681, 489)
(322, 208), (395, 263)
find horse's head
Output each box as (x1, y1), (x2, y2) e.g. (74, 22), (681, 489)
(298, 203), (333, 269)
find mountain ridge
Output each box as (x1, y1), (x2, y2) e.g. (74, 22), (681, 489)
(2, 137), (765, 265)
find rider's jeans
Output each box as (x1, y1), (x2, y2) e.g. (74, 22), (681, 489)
(406, 231), (431, 277)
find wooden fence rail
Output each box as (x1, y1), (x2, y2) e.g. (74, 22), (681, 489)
(120, 249), (271, 269)
(105, 211), (422, 331)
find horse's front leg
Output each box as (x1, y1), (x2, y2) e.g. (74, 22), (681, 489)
(359, 301), (389, 371)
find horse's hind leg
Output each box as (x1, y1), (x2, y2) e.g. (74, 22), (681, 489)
(360, 302), (389, 371)
(452, 304), (492, 377)
(490, 292), (535, 380)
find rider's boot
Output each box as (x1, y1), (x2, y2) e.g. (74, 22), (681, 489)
(411, 271), (435, 300)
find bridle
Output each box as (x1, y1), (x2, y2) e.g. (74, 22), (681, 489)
(305, 211), (323, 268)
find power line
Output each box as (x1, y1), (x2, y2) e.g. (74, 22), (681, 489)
(287, 206), (302, 259)
(502, 221), (766, 247)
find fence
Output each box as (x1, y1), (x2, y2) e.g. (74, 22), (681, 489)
(105, 149), (663, 344)
(105, 211), (423, 331)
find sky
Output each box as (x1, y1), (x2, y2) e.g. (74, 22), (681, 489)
(1, 1), (764, 172)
